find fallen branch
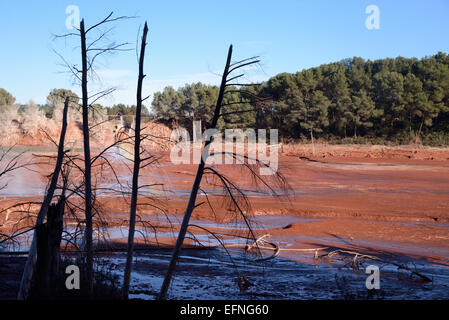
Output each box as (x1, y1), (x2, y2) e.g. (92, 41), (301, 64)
(319, 249), (432, 282)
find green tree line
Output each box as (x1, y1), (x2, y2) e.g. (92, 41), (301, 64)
(3, 52), (449, 145)
(151, 52), (449, 145)
(151, 82), (256, 132)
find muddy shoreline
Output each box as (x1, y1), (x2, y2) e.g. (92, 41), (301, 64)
(1, 144), (449, 299)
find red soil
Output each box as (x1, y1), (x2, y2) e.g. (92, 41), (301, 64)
(1, 144), (449, 264)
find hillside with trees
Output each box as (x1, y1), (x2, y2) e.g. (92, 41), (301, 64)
(0, 88), (162, 147)
(2, 52), (449, 147)
(151, 52), (449, 146)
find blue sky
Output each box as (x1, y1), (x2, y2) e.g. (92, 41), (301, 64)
(0, 0), (448, 106)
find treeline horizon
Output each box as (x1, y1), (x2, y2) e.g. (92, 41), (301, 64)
(2, 51), (449, 145)
(151, 51), (449, 146)
(0, 88), (153, 129)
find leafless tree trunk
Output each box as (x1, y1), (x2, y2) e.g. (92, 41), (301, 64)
(79, 19), (95, 298)
(158, 45), (234, 300)
(416, 119), (424, 144)
(310, 128), (315, 155)
(18, 97), (70, 300)
(122, 22), (149, 300)
(31, 12), (133, 299)
(34, 197), (65, 298)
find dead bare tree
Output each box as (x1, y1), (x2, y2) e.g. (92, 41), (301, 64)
(18, 96), (71, 299)
(54, 12), (132, 298)
(122, 21), (149, 300)
(78, 18), (96, 297)
(158, 45), (280, 300)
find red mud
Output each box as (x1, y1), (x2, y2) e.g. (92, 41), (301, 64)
(2, 143), (449, 300)
(2, 144), (448, 264)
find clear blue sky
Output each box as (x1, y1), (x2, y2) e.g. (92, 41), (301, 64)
(1, 0), (448, 106)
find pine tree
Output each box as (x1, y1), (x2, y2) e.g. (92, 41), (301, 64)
(347, 90), (378, 138)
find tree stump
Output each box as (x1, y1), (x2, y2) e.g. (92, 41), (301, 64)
(34, 198), (64, 298)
